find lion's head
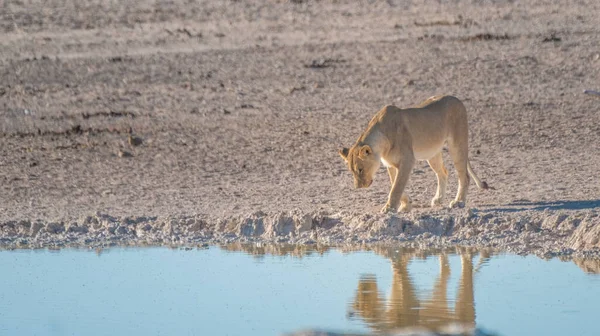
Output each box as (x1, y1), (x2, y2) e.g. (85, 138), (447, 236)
(339, 144), (381, 189)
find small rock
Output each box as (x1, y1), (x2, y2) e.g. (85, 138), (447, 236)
(118, 149), (133, 158)
(128, 135), (143, 147)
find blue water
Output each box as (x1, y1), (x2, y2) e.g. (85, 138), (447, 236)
(0, 246), (598, 336)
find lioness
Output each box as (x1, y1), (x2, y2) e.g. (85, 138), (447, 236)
(339, 95), (488, 213)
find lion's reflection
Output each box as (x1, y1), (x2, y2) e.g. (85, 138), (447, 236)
(350, 247), (486, 333)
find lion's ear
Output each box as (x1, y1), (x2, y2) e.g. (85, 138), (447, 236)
(359, 145), (372, 158)
(338, 148), (349, 161)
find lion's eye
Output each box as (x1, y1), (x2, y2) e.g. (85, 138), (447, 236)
(358, 168), (363, 174)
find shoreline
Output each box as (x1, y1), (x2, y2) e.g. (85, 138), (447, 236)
(2, 208), (599, 259)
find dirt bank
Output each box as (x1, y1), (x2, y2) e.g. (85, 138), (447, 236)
(1, 0), (599, 256)
(2, 208), (599, 258)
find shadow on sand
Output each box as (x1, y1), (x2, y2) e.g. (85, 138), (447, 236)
(478, 199), (600, 213)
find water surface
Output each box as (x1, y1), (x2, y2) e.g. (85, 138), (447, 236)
(0, 245), (599, 336)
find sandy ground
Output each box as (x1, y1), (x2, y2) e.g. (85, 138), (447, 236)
(1, 0), (600, 255)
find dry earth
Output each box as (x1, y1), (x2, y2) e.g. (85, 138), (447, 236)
(1, 0), (600, 256)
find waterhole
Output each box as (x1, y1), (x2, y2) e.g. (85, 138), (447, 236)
(1, 245), (598, 336)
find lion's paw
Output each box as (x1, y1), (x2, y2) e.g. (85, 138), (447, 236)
(399, 202), (412, 213)
(431, 197), (443, 207)
(381, 205), (397, 214)
(448, 200), (465, 209)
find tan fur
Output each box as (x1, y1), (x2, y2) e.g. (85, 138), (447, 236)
(339, 95), (488, 213)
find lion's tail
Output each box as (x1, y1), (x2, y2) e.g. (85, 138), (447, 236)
(468, 161), (489, 190)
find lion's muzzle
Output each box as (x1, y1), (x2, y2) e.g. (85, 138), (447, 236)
(354, 179), (373, 189)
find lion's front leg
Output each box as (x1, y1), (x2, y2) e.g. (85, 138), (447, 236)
(386, 166), (412, 212)
(382, 156), (415, 213)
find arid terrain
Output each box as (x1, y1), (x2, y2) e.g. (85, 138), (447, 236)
(1, 0), (599, 256)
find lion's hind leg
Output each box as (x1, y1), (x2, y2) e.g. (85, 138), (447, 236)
(427, 152), (448, 207)
(447, 129), (470, 209)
